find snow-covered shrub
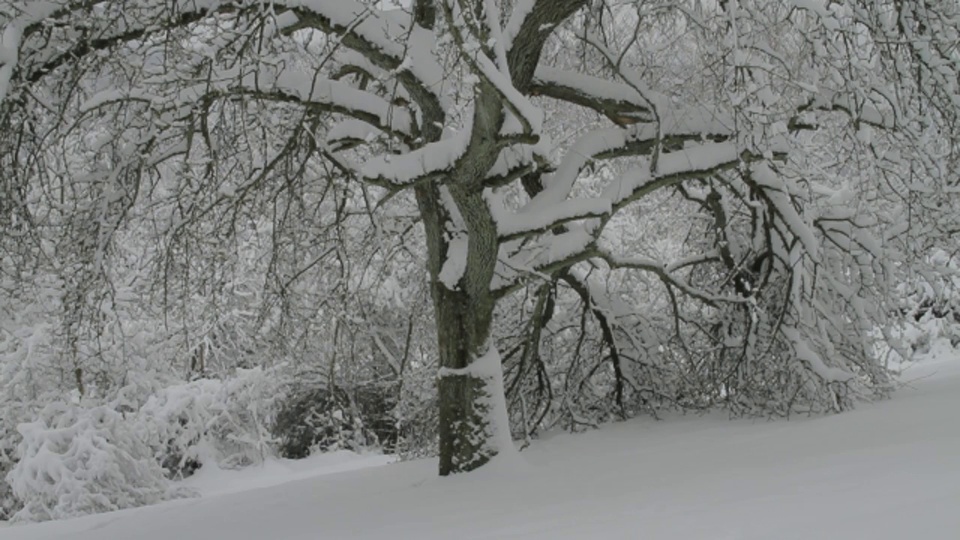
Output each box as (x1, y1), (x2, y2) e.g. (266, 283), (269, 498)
(0, 394), (32, 521)
(897, 312), (960, 355)
(393, 367), (439, 459)
(0, 365), (25, 521)
(273, 384), (396, 458)
(347, 385), (399, 452)
(0, 311), (61, 521)
(6, 403), (169, 523)
(136, 367), (281, 477)
(892, 250), (960, 356)
(0, 440), (17, 521)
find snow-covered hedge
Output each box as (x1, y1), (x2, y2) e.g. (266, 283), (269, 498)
(897, 313), (960, 355)
(0, 442), (16, 521)
(0, 366), (290, 523)
(136, 367), (281, 476)
(6, 403), (169, 523)
(273, 384), (397, 458)
(891, 249), (960, 357)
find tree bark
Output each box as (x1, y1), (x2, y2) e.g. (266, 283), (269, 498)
(419, 0), (588, 476)
(434, 285), (498, 474)
(417, 182), (506, 475)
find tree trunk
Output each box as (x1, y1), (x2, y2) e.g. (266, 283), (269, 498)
(416, 183), (510, 475)
(434, 285), (498, 474)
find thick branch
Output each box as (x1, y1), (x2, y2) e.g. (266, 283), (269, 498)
(506, 0), (587, 91)
(530, 67), (656, 125)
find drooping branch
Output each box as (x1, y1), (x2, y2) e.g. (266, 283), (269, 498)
(80, 73), (417, 143)
(558, 271), (627, 418)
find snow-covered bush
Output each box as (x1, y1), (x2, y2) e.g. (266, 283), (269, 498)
(0, 308), (61, 521)
(392, 368), (439, 459)
(0, 392), (32, 521)
(6, 403), (169, 523)
(273, 384), (397, 459)
(897, 312), (960, 355)
(0, 440), (17, 521)
(136, 367), (281, 477)
(892, 250), (960, 356)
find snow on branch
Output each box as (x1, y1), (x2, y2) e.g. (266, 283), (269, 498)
(326, 119), (382, 151)
(596, 250), (747, 307)
(530, 66), (664, 123)
(502, 0), (538, 51)
(782, 327), (854, 383)
(3, 0), (446, 124)
(7, 0), (445, 113)
(581, 31), (668, 128)
(484, 141), (550, 186)
(801, 91), (897, 130)
(285, 0), (446, 107)
(524, 118), (734, 215)
(439, 234), (469, 290)
(490, 139), (750, 295)
(79, 68), (416, 143)
(360, 125), (472, 187)
(531, 61), (736, 151)
(279, 0), (409, 59)
(0, 23), (22, 103)
(749, 163), (820, 262)
(491, 230), (736, 307)
(231, 70), (416, 139)
(491, 228), (597, 294)
(441, 0), (543, 137)
(472, 49), (543, 136)
(12, 1), (232, 88)
(496, 198), (611, 242)
(606, 141), (743, 210)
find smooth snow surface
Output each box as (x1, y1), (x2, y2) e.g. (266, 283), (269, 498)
(180, 451), (396, 498)
(3, 357), (958, 539)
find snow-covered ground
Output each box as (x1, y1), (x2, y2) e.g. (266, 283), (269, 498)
(2, 353), (958, 540)
(178, 450), (396, 498)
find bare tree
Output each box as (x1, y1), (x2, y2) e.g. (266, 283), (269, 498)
(2, 0), (957, 476)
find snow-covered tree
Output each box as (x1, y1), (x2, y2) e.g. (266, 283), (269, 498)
(1, 0), (957, 478)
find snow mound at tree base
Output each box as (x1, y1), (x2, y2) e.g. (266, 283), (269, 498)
(3, 355), (958, 539)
